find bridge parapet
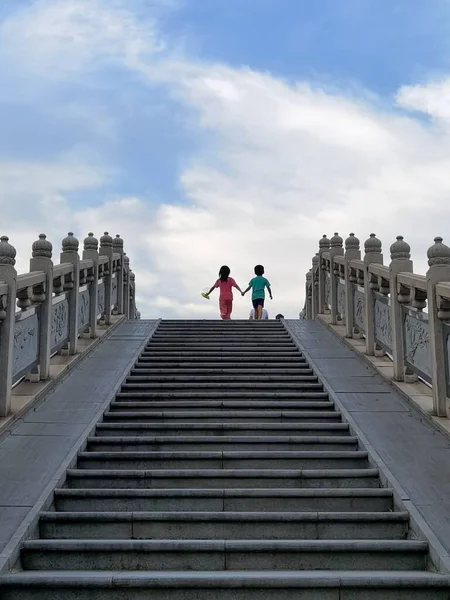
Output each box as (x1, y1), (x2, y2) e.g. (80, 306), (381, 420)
(0, 231), (139, 418)
(304, 232), (450, 419)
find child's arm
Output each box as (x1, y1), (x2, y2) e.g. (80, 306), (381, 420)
(242, 286), (251, 296)
(267, 285), (273, 300)
(233, 281), (244, 294)
(206, 284), (217, 296)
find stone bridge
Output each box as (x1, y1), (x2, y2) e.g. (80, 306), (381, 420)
(1, 230), (450, 598)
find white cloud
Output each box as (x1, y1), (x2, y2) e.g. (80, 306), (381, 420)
(1, 0), (450, 320)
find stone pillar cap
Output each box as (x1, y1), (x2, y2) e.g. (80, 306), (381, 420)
(364, 233), (382, 254)
(390, 235), (410, 260)
(62, 232), (79, 253)
(100, 232), (113, 248)
(113, 234), (124, 249)
(32, 233), (52, 259)
(84, 232), (99, 251)
(427, 236), (450, 266)
(345, 233), (360, 251)
(330, 232), (343, 247)
(319, 234), (331, 249)
(0, 236), (16, 265)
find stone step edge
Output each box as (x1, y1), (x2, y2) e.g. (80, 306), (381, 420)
(1, 570), (449, 589)
(78, 450), (366, 459)
(54, 488), (392, 498)
(87, 435), (358, 444)
(22, 539), (427, 552)
(66, 468), (378, 478)
(40, 510), (410, 523)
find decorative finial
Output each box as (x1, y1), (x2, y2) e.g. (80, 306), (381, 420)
(345, 233), (360, 251)
(312, 253), (319, 266)
(123, 253), (130, 265)
(113, 234), (124, 250)
(62, 232), (79, 253)
(32, 233), (52, 259)
(427, 237), (450, 267)
(0, 236), (16, 266)
(84, 232), (98, 252)
(130, 270), (135, 281)
(364, 233), (382, 254)
(390, 235), (410, 261)
(330, 232), (343, 248)
(306, 271), (312, 281)
(319, 234), (331, 250)
(100, 232), (113, 248)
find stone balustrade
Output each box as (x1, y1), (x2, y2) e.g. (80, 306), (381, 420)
(0, 231), (139, 418)
(304, 232), (450, 418)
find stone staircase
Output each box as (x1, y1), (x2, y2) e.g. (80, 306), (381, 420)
(2, 319), (450, 599)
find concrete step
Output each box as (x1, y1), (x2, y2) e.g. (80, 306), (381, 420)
(21, 539), (426, 571)
(76, 450), (369, 470)
(109, 402), (334, 411)
(86, 436), (358, 452)
(3, 571), (450, 600)
(113, 395), (330, 404)
(121, 383), (324, 390)
(136, 356), (307, 363)
(39, 511), (410, 540)
(115, 391), (325, 399)
(126, 375), (319, 383)
(140, 351), (302, 357)
(131, 363), (314, 375)
(149, 338), (294, 344)
(102, 410), (342, 423)
(65, 468), (381, 489)
(95, 422), (350, 436)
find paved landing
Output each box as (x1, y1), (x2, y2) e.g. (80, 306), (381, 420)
(286, 319), (450, 557)
(0, 320), (157, 554)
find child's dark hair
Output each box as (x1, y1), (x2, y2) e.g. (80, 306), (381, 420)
(254, 264), (265, 276)
(219, 265), (231, 281)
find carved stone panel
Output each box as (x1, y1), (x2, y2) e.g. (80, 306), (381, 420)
(51, 298), (69, 352)
(13, 312), (39, 380)
(403, 312), (431, 382)
(112, 275), (118, 308)
(354, 289), (365, 332)
(337, 282), (345, 318)
(374, 297), (392, 351)
(324, 275), (331, 308)
(97, 281), (105, 317)
(78, 289), (90, 331)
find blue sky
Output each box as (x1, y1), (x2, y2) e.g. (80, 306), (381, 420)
(1, 0), (450, 318)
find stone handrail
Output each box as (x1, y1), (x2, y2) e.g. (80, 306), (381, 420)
(304, 232), (450, 419)
(0, 231), (139, 418)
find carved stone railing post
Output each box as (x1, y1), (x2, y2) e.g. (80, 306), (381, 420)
(113, 234), (124, 315)
(123, 253), (131, 319)
(330, 233), (343, 325)
(389, 236), (413, 381)
(99, 232), (113, 326)
(130, 271), (136, 318)
(364, 234), (383, 355)
(0, 237), (17, 417)
(344, 233), (361, 338)
(60, 233), (80, 355)
(83, 233), (99, 338)
(305, 271), (313, 319)
(30, 234), (53, 380)
(311, 254), (319, 318)
(318, 235), (330, 314)
(426, 237), (450, 417)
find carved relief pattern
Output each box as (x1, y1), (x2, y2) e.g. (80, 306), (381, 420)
(97, 281), (105, 317)
(78, 290), (90, 329)
(337, 282), (345, 317)
(51, 299), (69, 351)
(112, 276), (118, 307)
(13, 313), (39, 379)
(354, 289), (365, 331)
(404, 314), (431, 379)
(374, 298), (392, 350)
(324, 275), (331, 308)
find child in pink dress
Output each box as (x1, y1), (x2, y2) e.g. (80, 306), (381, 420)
(206, 266), (243, 320)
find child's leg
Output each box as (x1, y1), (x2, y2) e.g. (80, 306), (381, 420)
(256, 300), (263, 320)
(225, 299), (232, 320)
(219, 298), (227, 320)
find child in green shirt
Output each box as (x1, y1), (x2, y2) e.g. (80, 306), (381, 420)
(242, 264), (273, 320)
